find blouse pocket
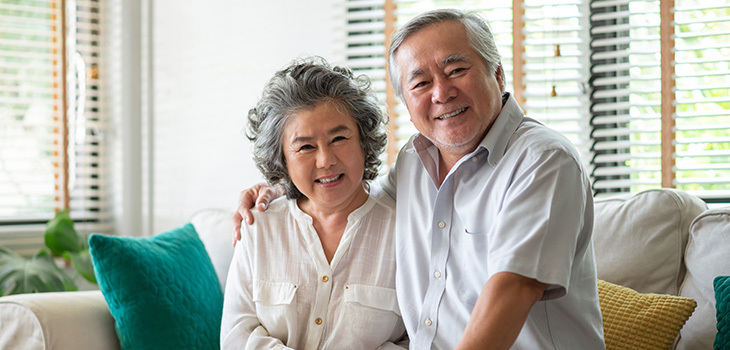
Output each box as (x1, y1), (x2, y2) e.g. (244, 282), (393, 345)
(343, 284), (400, 316)
(252, 280), (298, 342)
(253, 280), (297, 306)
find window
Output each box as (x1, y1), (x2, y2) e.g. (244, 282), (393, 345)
(341, 0), (730, 202)
(590, 0), (730, 201)
(0, 0), (109, 253)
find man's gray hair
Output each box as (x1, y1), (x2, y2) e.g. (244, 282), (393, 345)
(387, 9), (505, 101)
(246, 57), (387, 199)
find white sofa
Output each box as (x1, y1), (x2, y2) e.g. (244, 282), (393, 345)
(0, 189), (728, 349)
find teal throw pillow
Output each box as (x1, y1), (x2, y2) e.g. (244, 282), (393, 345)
(715, 276), (730, 350)
(89, 224), (223, 350)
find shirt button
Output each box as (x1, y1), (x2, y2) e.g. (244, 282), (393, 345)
(321, 275), (329, 282)
(438, 221), (446, 228)
(315, 318), (323, 325)
(425, 318), (432, 326)
(434, 271), (441, 278)
(472, 156), (477, 162)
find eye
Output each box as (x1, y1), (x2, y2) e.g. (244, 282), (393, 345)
(413, 81), (429, 89)
(297, 144), (314, 152)
(332, 136), (348, 143)
(449, 67), (466, 76)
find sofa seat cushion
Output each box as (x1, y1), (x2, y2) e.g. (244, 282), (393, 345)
(593, 189), (706, 295)
(598, 279), (697, 350)
(678, 209), (730, 349)
(89, 224), (223, 350)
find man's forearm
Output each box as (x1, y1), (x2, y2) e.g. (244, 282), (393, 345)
(455, 272), (546, 350)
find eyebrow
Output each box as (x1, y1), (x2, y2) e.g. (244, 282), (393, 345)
(406, 53), (470, 82)
(290, 125), (352, 144)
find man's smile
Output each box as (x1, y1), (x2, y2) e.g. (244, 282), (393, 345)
(436, 107), (468, 120)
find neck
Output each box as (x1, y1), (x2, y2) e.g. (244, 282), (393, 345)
(297, 187), (368, 263)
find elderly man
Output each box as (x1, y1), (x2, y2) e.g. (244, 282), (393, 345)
(234, 9), (605, 349)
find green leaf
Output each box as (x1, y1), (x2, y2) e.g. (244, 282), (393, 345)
(0, 248), (77, 296)
(44, 210), (82, 256)
(64, 250), (97, 284)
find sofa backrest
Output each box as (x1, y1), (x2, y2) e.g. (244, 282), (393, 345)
(677, 208), (730, 349)
(592, 188), (707, 295)
(190, 208), (235, 292)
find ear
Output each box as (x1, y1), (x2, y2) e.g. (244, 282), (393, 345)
(495, 64), (505, 93)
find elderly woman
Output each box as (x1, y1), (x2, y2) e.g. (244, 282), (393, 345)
(220, 57), (407, 349)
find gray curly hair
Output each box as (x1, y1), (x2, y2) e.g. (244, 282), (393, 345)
(387, 9), (505, 101)
(246, 57), (388, 200)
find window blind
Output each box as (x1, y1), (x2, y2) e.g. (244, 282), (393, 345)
(590, 0), (730, 200)
(0, 0), (62, 222)
(0, 0), (109, 253)
(673, 1), (730, 201)
(523, 0), (591, 164)
(339, 0), (390, 166)
(589, 0), (660, 194)
(343, 0), (730, 201)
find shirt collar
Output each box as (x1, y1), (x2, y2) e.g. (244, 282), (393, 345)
(478, 92), (524, 167)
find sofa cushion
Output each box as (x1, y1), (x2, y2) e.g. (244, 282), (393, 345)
(89, 224), (223, 350)
(678, 209), (730, 349)
(598, 279), (697, 350)
(715, 276), (730, 350)
(593, 189), (706, 295)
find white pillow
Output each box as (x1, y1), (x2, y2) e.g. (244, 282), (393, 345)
(593, 189), (706, 295)
(190, 208), (235, 292)
(678, 208), (730, 349)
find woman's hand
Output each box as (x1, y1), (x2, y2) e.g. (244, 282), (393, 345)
(232, 183), (284, 246)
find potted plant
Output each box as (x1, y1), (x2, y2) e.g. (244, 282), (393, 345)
(0, 210), (97, 296)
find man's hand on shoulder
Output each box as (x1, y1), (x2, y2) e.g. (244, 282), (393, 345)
(231, 183), (284, 246)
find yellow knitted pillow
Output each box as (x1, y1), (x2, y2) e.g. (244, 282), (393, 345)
(597, 279), (697, 350)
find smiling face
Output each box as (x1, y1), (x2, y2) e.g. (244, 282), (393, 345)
(395, 20), (505, 162)
(282, 101), (368, 214)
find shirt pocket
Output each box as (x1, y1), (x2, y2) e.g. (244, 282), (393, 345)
(252, 280), (298, 341)
(253, 280), (297, 306)
(343, 284), (400, 316)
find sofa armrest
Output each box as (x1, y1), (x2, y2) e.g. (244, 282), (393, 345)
(0, 290), (119, 350)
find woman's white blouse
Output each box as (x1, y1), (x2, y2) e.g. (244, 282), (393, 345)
(221, 194), (407, 350)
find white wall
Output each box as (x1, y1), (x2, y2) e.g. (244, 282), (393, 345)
(146, 1), (340, 234)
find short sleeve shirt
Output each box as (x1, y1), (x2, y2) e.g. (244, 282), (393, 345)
(387, 94), (605, 349)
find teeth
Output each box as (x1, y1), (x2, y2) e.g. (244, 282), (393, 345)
(437, 107), (467, 120)
(317, 174), (342, 184)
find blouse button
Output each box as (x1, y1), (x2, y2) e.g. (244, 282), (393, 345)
(315, 318), (323, 325)
(321, 275), (329, 282)
(434, 270), (441, 278)
(425, 318), (433, 326)
(438, 221), (446, 228)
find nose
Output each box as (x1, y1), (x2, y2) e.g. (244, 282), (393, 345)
(431, 76), (456, 104)
(316, 146), (337, 169)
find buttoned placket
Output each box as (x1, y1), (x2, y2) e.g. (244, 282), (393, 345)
(298, 217), (336, 349)
(412, 175), (455, 348)
(412, 151), (483, 349)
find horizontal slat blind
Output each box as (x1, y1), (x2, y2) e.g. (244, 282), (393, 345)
(589, 0), (663, 195)
(590, 0), (730, 200)
(0, 0), (111, 252)
(523, 0), (591, 164)
(0, 0), (62, 222)
(673, 0), (730, 200)
(339, 0), (391, 171)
